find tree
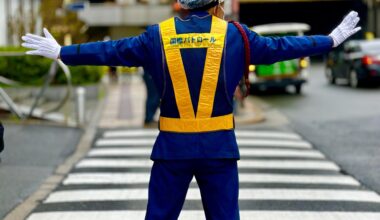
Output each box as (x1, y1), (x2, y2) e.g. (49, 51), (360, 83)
(40, 0), (88, 45)
(6, 0), (39, 46)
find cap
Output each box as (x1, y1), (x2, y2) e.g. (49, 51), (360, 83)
(178, 0), (223, 10)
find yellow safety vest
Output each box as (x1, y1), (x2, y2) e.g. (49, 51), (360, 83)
(159, 16), (234, 133)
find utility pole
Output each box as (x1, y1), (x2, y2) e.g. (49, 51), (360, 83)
(375, 0), (379, 37)
(4, 0), (10, 45)
(367, 0), (379, 37)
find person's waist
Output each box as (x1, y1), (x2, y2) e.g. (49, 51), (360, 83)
(159, 113), (234, 133)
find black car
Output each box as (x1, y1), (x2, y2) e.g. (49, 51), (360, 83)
(325, 39), (380, 88)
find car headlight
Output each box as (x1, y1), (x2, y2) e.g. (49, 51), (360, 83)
(249, 64), (256, 72)
(300, 59), (308, 68)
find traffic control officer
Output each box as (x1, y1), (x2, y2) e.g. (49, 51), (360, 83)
(21, 1), (361, 219)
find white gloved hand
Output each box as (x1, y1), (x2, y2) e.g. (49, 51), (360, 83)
(329, 11), (361, 48)
(21, 28), (61, 60)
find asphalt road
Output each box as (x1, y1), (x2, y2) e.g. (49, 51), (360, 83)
(260, 62), (380, 194)
(3, 64), (380, 219)
(0, 123), (82, 219)
(26, 128), (380, 220)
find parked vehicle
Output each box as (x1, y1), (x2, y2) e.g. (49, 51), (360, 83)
(325, 39), (380, 88)
(249, 23), (310, 94)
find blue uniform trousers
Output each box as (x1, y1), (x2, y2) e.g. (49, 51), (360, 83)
(145, 159), (239, 220)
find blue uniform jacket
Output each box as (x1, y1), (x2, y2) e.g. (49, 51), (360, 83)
(61, 11), (333, 160)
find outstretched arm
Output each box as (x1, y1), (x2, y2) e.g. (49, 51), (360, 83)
(247, 11), (361, 65)
(22, 28), (151, 67)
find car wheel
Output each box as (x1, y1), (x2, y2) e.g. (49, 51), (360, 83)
(349, 70), (360, 88)
(325, 67), (335, 84)
(295, 84), (302, 94)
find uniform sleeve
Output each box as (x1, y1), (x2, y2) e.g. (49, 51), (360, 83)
(242, 25), (334, 65)
(60, 27), (153, 67)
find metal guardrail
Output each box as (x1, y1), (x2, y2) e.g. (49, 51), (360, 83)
(0, 88), (25, 119)
(0, 76), (19, 86)
(0, 52), (72, 121)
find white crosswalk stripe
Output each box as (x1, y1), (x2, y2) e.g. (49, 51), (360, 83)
(77, 158), (339, 170)
(103, 129), (302, 140)
(27, 211), (380, 220)
(88, 148), (325, 158)
(27, 129), (380, 220)
(96, 138), (312, 148)
(63, 172), (360, 185)
(44, 188), (380, 203)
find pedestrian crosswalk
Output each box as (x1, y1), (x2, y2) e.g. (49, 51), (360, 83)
(26, 129), (380, 220)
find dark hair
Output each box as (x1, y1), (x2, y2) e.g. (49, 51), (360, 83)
(190, 0), (219, 11)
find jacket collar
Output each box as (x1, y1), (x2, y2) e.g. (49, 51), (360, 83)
(185, 10), (210, 19)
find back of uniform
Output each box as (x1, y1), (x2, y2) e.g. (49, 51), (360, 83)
(145, 13), (242, 220)
(150, 12), (247, 160)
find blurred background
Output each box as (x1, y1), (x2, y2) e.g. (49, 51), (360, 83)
(0, 0), (378, 44)
(1, 0), (380, 220)
(0, 0), (378, 122)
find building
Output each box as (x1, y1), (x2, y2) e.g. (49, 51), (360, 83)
(71, 0), (174, 40)
(73, 0), (378, 40)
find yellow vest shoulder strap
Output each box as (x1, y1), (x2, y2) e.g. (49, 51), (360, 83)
(159, 16), (233, 133)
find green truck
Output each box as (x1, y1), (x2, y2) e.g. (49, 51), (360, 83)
(249, 23), (311, 94)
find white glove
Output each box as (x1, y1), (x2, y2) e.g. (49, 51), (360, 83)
(329, 11), (361, 48)
(21, 28), (61, 60)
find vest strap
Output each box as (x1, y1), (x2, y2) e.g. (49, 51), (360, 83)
(159, 114), (234, 133)
(196, 17), (227, 118)
(159, 16), (232, 133)
(160, 17), (195, 119)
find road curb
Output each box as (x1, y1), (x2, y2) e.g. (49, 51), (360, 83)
(3, 91), (107, 220)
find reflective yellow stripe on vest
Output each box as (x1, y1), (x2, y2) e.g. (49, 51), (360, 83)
(159, 16), (233, 133)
